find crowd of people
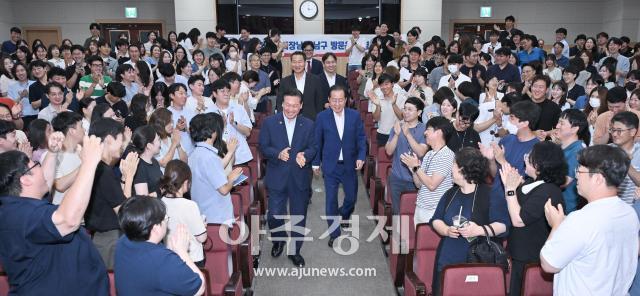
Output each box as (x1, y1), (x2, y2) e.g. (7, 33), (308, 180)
(0, 14), (639, 295)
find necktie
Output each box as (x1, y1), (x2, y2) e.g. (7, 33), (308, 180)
(307, 60), (312, 72)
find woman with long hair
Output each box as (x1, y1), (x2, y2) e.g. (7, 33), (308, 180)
(125, 94), (151, 131)
(123, 125), (163, 197)
(149, 107), (188, 169)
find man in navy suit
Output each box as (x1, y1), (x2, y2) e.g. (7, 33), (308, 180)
(302, 41), (324, 76)
(318, 52), (351, 109)
(276, 51), (325, 120)
(259, 89), (316, 267)
(313, 84), (367, 248)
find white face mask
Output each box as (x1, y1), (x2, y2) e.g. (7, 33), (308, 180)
(447, 64), (459, 74)
(589, 98), (601, 108)
(503, 120), (520, 135)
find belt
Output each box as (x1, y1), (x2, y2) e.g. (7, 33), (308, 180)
(337, 160), (344, 164)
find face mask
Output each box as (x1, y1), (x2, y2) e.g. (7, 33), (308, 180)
(625, 82), (637, 92)
(447, 64), (458, 74)
(503, 120), (519, 135)
(589, 98), (601, 108)
(229, 51), (238, 59)
(454, 35), (460, 41)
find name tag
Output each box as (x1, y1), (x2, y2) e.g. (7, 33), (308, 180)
(465, 275), (479, 283)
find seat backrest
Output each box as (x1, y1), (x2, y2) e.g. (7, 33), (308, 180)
(248, 146), (262, 179)
(0, 271), (9, 296)
(522, 263), (553, 296)
(398, 191), (418, 251)
(204, 224), (232, 295)
(248, 129), (260, 146)
(376, 146), (392, 163)
(414, 224), (441, 290)
(107, 270), (116, 296)
(441, 264), (505, 296)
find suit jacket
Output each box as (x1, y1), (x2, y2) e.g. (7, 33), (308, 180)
(318, 72), (350, 107)
(306, 59), (324, 76)
(312, 108), (367, 174)
(259, 113), (317, 191)
(276, 73), (324, 120)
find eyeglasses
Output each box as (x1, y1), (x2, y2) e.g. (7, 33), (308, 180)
(90, 63), (103, 67)
(23, 161), (40, 175)
(609, 128), (633, 135)
(575, 168), (598, 175)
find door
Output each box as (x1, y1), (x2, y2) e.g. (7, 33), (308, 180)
(23, 27), (61, 47)
(452, 21), (503, 41)
(98, 22), (163, 46)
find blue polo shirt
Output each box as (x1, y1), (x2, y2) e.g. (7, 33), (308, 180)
(518, 47), (545, 66)
(557, 55), (569, 68)
(562, 140), (585, 214)
(114, 236), (201, 296)
(388, 122), (426, 182)
(490, 135), (539, 201)
(485, 64), (521, 84)
(0, 196), (108, 295)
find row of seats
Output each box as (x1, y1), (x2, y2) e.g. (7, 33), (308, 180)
(355, 98), (554, 296)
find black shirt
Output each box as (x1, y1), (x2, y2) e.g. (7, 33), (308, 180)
(460, 64), (486, 91)
(28, 80), (47, 110)
(65, 63), (91, 92)
(447, 127), (481, 152)
(485, 64), (521, 85)
(132, 157), (163, 197)
(372, 35), (395, 65)
(533, 99), (561, 131)
(124, 115), (147, 132)
(508, 182), (564, 261)
(567, 84), (585, 103)
(85, 161), (126, 232)
(96, 95), (129, 118)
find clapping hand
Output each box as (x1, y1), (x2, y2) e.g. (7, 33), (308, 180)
(401, 121), (410, 135)
(120, 152), (140, 181)
(78, 135), (104, 167)
(499, 163), (523, 192)
(400, 152), (421, 170)
(393, 121), (401, 135)
(11, 103), (22, 118)
(491, 142), (506, 164)
(167, 223), (191, 255)
(544, 198), (565, 229)
(18, 140), (33, 159)
(478, 142), (495, 160)
(296, 152), (306, 168)
(279, 147), (291, 161)
(47, 132), (65, 153)
(226, 137), (238, 153)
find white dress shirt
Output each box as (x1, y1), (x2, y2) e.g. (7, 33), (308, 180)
(284, 116), (297, 145)
(325, 72), (336, 88)
(294, 73), (306, 94)
(333, 110), (345, 160)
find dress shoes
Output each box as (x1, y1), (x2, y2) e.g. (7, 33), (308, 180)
(288, 254), (305, 267)
(271, 242), (284, 257)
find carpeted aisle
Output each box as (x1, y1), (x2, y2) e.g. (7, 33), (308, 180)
(252, 175), (396, 296)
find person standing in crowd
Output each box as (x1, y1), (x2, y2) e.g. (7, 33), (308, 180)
(114, 196), (205, 295)
(318, 52), (349, 108)
(167, 83), (195, 154)
(385, 97), (427, 215)
(1, 27), (21, 55)
(528, 75), (561, 140)
(598, 37), (630, 86)
(485, 47), (521, 90)
(541, 145), (639, 295)
(481, 100), (540, 204)
(460, 47), (485, 92)
(517, 34), (545, 66)
(313, 85), (366, 248)
(115, 64), (140, 104)
(371, 23), (395, 66)
(160, 159), (207, 265)
(346, 25), (367, 73)
(28, 60), (50, 112)
(401, 116), (455, 225)
(369, 73), (406, 146)
(500, 141), (566, 296)
(0, 135), (109, 295)
(553, 109), (589, 214)
(260, 89), (316, 267)
(125, 125), (162, 197)
(276, 51), (324, 120)
(37, 82), (68, 122)
(80, 55), (111, 99)
(85, 118), (139, 269)
(188, 113), (243, 226)
(446, 103), (481, 152)
(50, 111), (85, 205)
(431, 147), (509, 295)
(608, 111), (640, 204)
(302, 41), (323, 76)
(65, 45), (89, 92)
(95, 82), (128, 120)
(592, 86), (638, 144)
(83, 23), (102, 49)
(438, 54), (471, 101)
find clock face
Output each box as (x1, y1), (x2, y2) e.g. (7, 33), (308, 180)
(300, 0), (318, 19)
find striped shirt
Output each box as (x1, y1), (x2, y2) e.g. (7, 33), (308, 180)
(610, 142), (640, 205)
(79, 75), (112, 98)
(416, 145), (455, 219)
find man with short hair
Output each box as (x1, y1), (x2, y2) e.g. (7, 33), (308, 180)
(215, 25), (229, 52)
(209, 79), (253, 164)
(114, 196), (205, 295)
(593, 86), (640, 144)
(540, 145), (639, 295)
(438, 54), (472, 102)
(239, 27), (251, 58)
(620, 36), (633, 57)
(115, 64), (139, 104)
(598, 37), (630, 86)
(185, 74), (213, 114)
(38, 82), (68, 122)
(368, 73), (406, 146)
(276, 51), (324, 120)
(553, 42), (569, 68)
(562, 66), (585, 106)
(371, 23), (395, 65)
(0, 120), (18, 153)
(84, 23), (102, 49)
(259, 89), (316, 267)
(167, 83), (195, 154)
(301, 41), (323, 76)
(98, 40), (118, 78)
(481, 30), (502, 63)
(607, 111), (640, 204)
(518, 34), (545, 66)
(51, 111), (85, 205)
(569, 34), (587, 57)
(80, 55), (112, 99)
(496, 15), (517, 44)
(201, 32), (224, 60)
(529, 75), (561, 138)
(0, 133), (109, 295)
(460, 47), (486, 91)
(115, 39), (130, 64)
(485, 47), (521, 89)
(446, 103), (481, 152)
(1, 27), (21, 55)
(346, 25), (367, 73)
(85, 118), (139, 268)
(313, 85), (366, 247)
(65, 45), (89, 92)
(156, 63), (189, 88)
(95, 81), (128, 119)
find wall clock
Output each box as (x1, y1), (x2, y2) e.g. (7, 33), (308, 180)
(300, 0), (319, 19)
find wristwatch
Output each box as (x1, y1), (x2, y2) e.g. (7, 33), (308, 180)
(412, 166), (419, 174)
(506, 190), (516, 197)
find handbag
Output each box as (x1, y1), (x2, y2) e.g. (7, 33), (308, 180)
(466, 224), (510, 271)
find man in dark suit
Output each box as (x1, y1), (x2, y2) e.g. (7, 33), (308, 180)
(302, 41), (324, 75)
(276, 51), (325, 120)
(318, 52), (351, 109)
(259, 89), (316, 267)
(313, 84), (367, 248)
